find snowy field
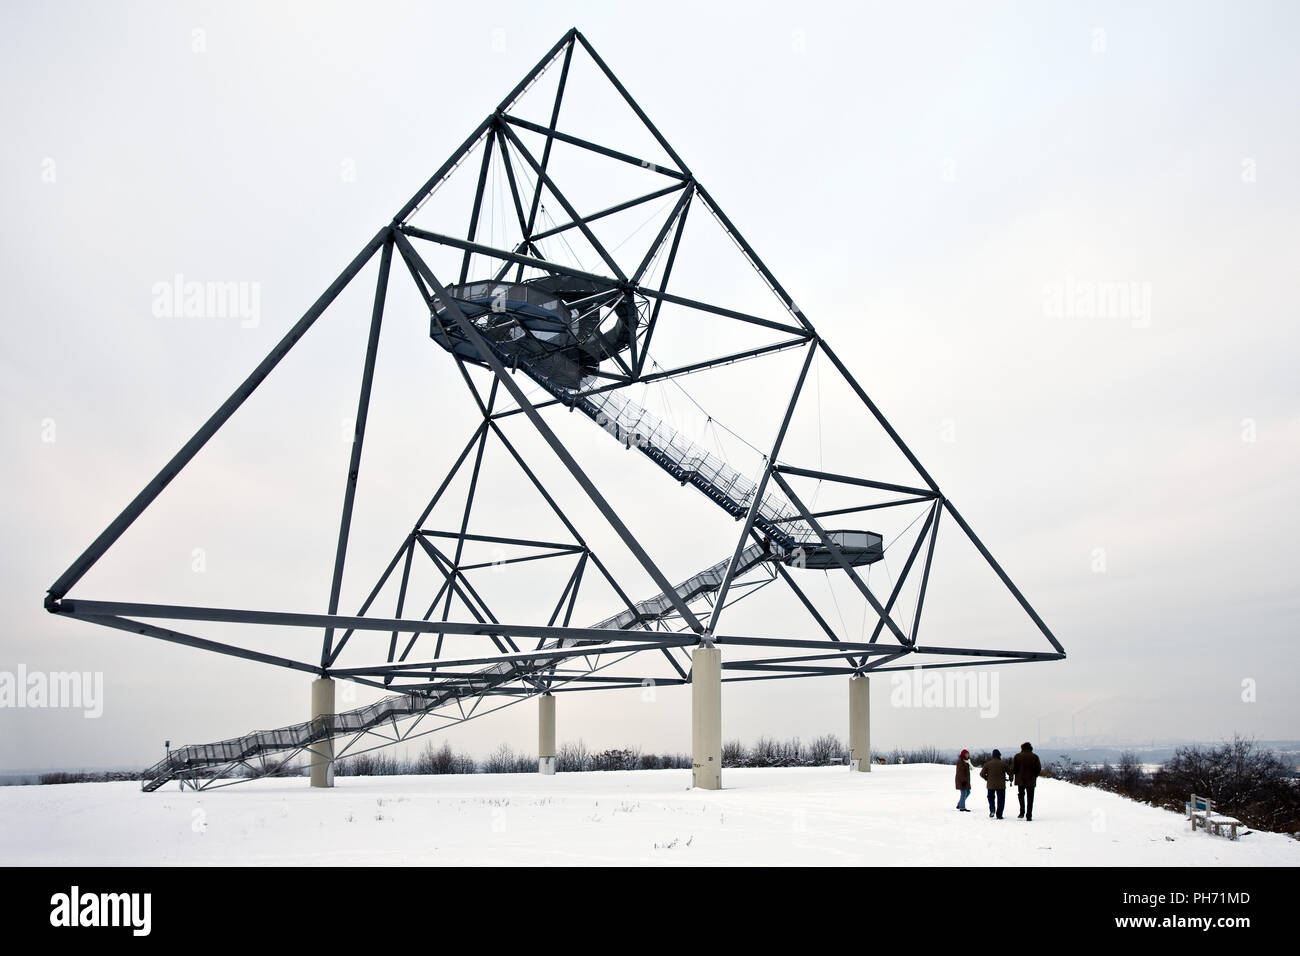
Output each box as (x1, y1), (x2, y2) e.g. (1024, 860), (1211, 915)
(2, 764), (1297, 866)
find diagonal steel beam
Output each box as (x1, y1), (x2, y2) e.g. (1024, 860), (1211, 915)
(434, 378), (498, 657)
(635, 183), (691, 377)
(324, 234), (394, 668)
(417, 530), (582, 551)
(386, 536), (416, 665)
(573, 31), (692, 175)
(416, 536), (512, 656)
(531, 182), (685, 242)
(47, 227), (388, 608)
(769, 470), (911, 645)
(459, 131), (497, 284)
(692, 184), (814, 334)
(910, 500), (942, 644)
(497, 121), (627, 281)
(769, 495), (936, 524)
(73, 614), (320, 675)
(484, 418), (686, 682)
(868, 501), (937, 644)
(816, 338), (943, 495)
(494, 124), (542, 257)
(772, 465), (936, 500)
(707, 341), (816, 634)
(942, 500), (1065, 655)
(631, 183), (694, 287)
(502, 113), (689, 181)
(522, 40), (574, 245)
(393, 30), (576, 224)
(327, 427), (487, 666)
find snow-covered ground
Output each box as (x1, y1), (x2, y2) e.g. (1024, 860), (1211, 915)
(2, 764), (1297, 866)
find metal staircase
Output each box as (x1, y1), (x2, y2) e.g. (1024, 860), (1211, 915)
(580, 385), (808, 553)
(140, 543), (773, 791)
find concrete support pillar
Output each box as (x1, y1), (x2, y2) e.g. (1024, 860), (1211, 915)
(849, 675), (871, 772)
(691, 644), (722, 790)
(309, 677), (335, 788)
(538, 693), (556, 775)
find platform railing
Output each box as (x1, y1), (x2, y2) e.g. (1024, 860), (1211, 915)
(582, 384), (811, 546)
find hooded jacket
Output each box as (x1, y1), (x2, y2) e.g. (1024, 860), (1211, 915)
(955, 753), (971, 790)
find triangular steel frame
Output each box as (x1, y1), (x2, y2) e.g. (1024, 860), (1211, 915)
(47, 29), (1064, 734)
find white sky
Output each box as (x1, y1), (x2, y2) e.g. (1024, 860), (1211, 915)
(2, 0), (1297, 770)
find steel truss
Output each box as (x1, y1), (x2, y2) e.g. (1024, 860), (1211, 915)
(46, 29), (1064, 787)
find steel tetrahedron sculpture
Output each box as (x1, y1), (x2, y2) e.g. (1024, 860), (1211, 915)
(45, 29), (1064, 790)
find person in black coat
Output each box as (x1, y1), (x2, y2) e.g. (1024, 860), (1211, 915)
(1010, 741), (1042, 821)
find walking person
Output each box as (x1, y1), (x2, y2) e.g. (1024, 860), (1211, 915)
(1011, 741), (1042, 821)
(955, 749), (973, 811)
(980, 748), (1011, 819)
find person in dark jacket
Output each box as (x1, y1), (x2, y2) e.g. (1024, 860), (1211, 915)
(1011, 741), (1042, 821)
(979, 748), (1011, 819)
(955, 749), (972, 811)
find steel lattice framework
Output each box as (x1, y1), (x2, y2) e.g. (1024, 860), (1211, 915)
(45, 29), (1064, 789)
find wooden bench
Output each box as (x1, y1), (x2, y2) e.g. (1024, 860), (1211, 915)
(1206, 816), (1243, 841)
(1186, 794), (1242, 841)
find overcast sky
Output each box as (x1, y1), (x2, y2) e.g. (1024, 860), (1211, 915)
(2, 0), (1297, 770)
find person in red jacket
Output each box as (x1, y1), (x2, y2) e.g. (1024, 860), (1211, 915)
(955, 749), (973, 811)
(1011, 741), (1042, 821)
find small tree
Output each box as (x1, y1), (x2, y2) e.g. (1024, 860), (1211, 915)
(415, 740), (459, 775)
(1117, 750), (1145, 796)
(454, 751), (478, 774)
(556, 739), (590, 773)
(808, 734), (844, 766)
(592, 748), (636, 771)
(721, 739), (747, 768)
(483, 743), (516, 774)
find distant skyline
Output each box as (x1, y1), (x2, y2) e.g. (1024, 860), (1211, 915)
(3, 1), (1297, 770)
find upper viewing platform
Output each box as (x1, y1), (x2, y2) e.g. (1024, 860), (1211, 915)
(430, 275), (641, 389)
